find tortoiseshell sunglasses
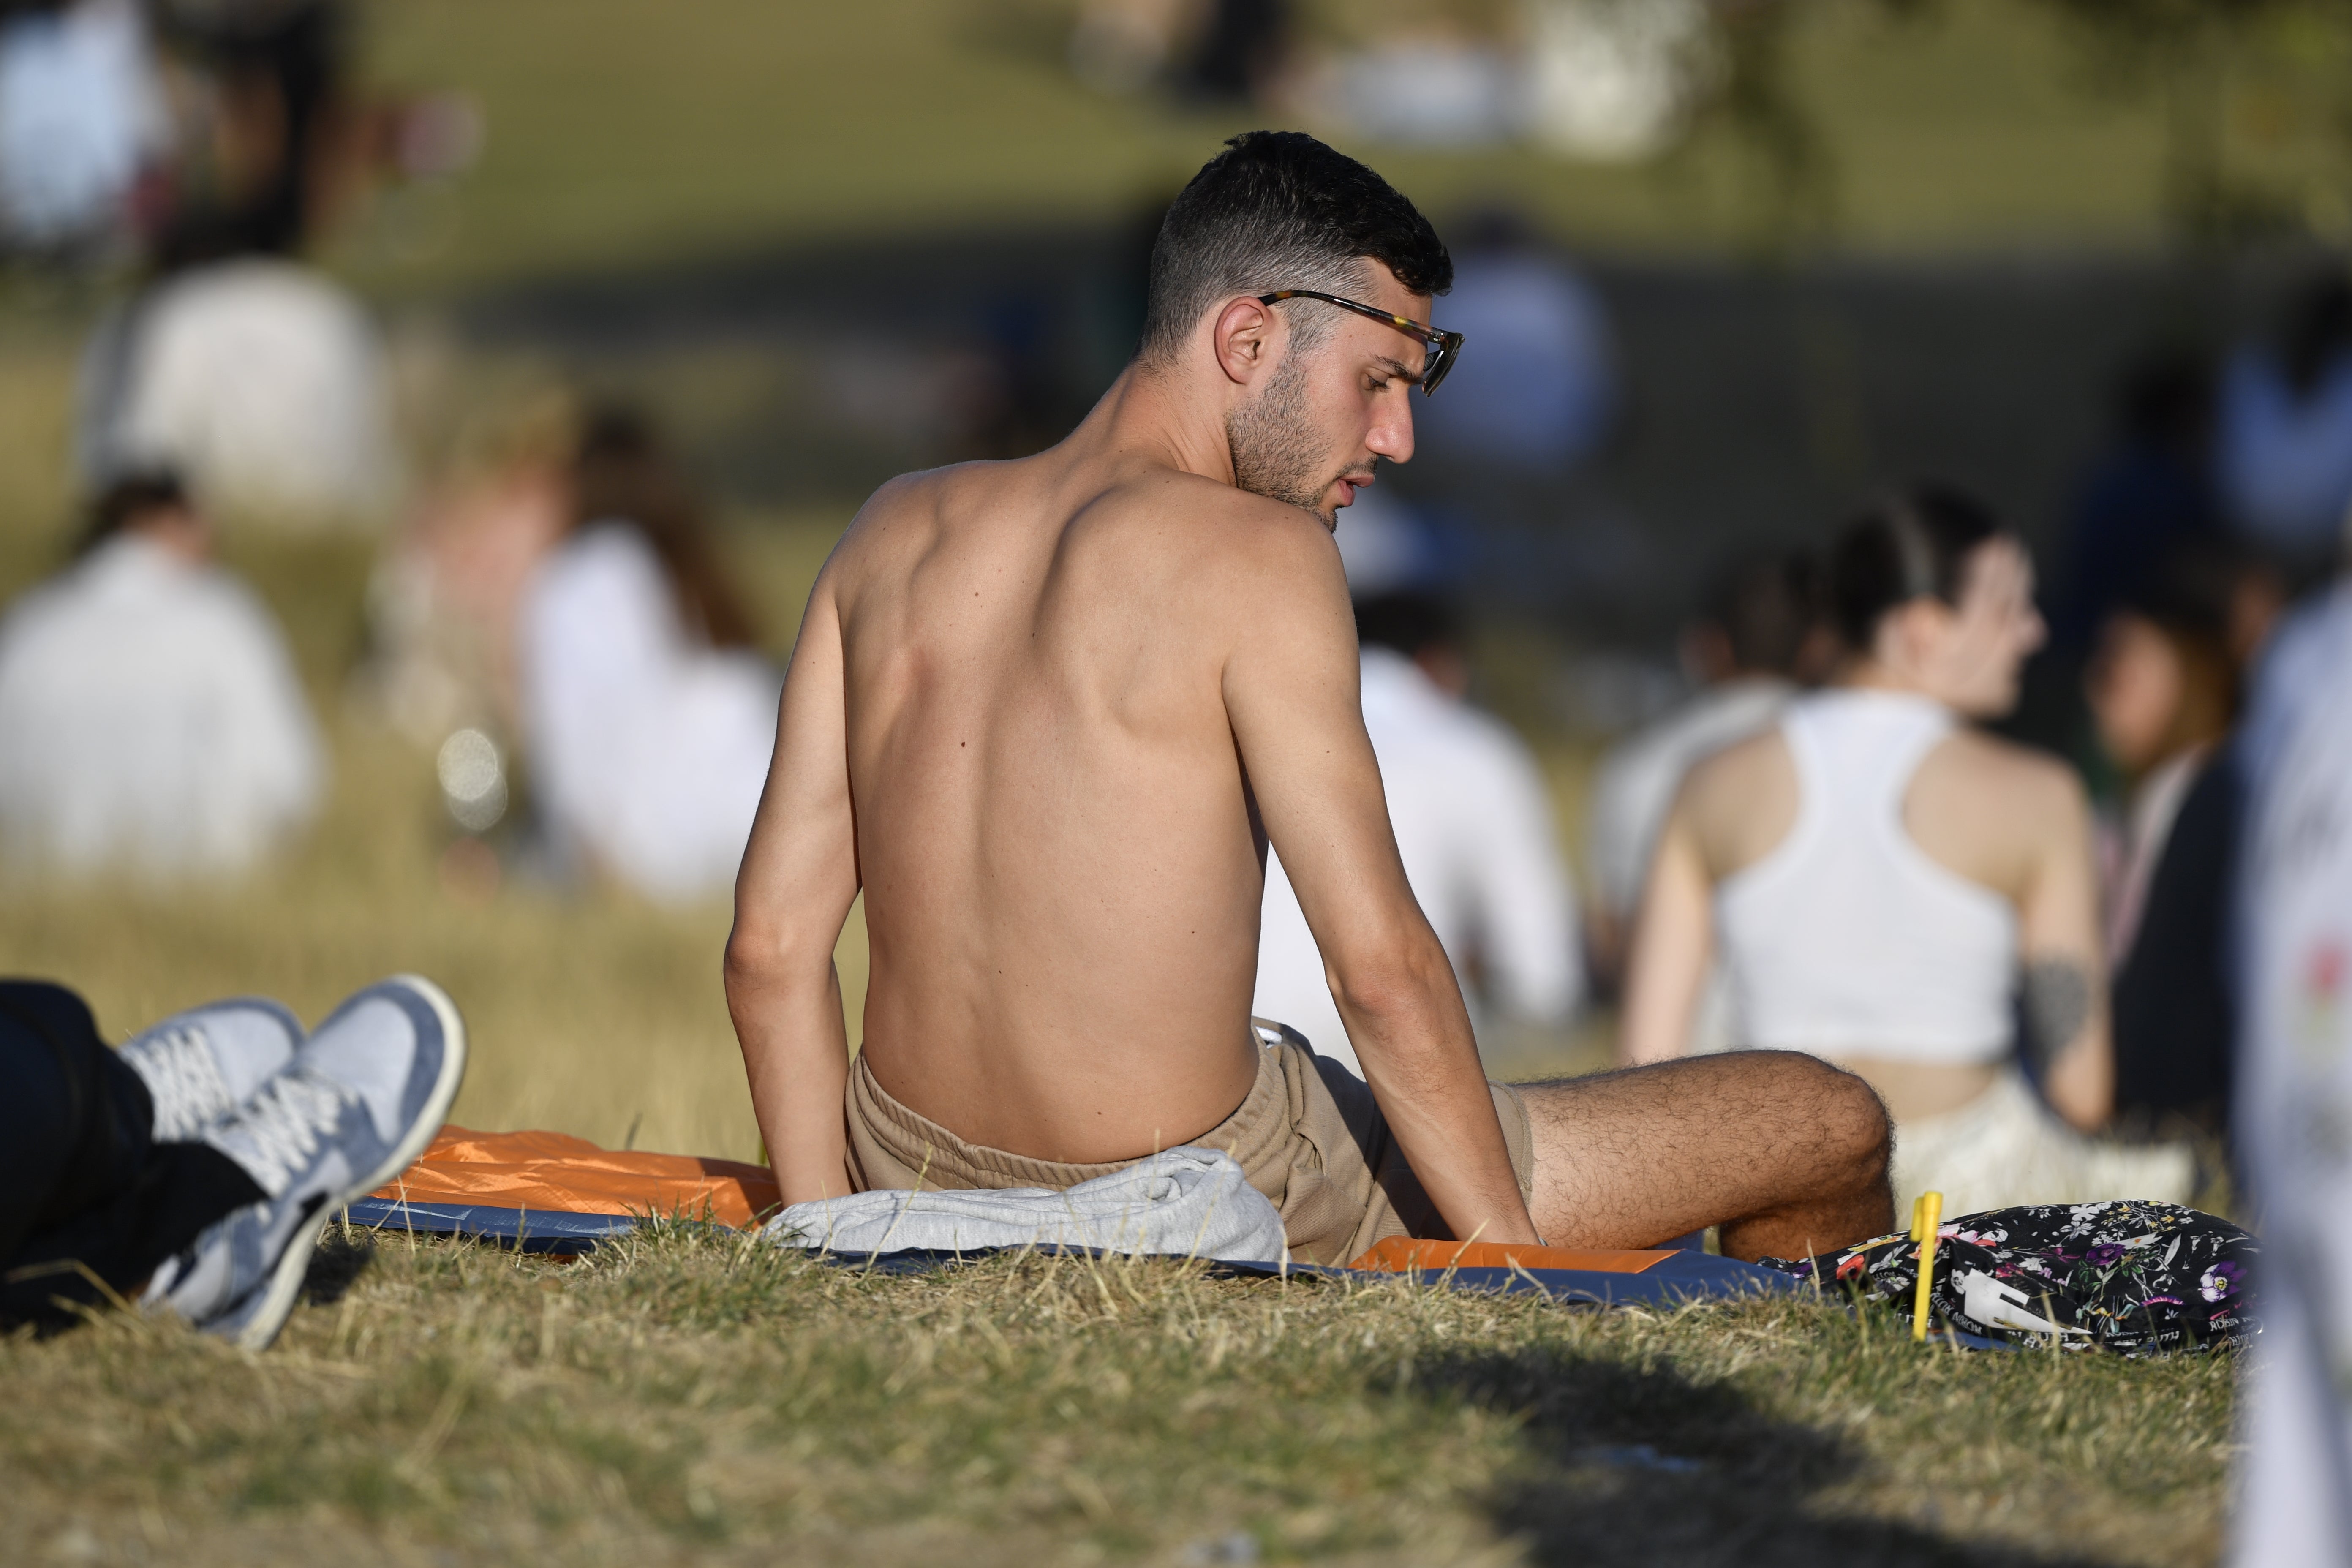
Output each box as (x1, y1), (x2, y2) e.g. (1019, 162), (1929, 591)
(1256, 289), (1465, 395)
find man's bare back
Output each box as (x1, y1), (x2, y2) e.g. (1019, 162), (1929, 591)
(826, 457), (1315, 1160)
(727, 131), (1894, 1262)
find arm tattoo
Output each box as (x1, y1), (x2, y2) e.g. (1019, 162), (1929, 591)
(2021, 958), (2093, 1073)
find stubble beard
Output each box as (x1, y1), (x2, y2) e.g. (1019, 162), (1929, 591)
(1226, 346), (1346, 518)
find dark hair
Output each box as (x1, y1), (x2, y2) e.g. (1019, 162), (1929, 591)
(1353, 590), (1460, 659)
(572, 404), (757, 650)
(2110, 538), (2273, 743)
(76, 468), (191, 557)
(1827, 482), (2005, 651)
(2115, 348), (2213, 450)
(1139, 131), (1451, 364)
(2116, 538), (2255, 646)
(1699, 550), (1820, 675)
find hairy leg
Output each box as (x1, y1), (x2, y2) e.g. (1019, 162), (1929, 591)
(1518, 1050), (1894, 1262)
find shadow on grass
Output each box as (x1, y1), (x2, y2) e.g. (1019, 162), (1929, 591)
(1426, 1347), (2117, 1568)
(299, 1230), (376, 1307)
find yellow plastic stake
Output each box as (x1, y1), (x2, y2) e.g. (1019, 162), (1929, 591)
(1910, 1190), (1944, 1343)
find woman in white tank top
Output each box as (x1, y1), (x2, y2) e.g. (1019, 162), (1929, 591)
(1618, 485), (2192, 1216)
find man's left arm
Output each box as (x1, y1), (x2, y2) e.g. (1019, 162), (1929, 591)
(1220, 514), (1538, 1246)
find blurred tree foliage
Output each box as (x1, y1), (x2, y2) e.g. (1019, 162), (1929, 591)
(1680, 0), (1838, 254)
(1706, 0), (2352, 249)
(2032, 0), (2352, 242)
(1293, 0), (2352, 253)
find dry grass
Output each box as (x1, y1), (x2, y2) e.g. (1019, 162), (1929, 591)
(3, 1225), (2236, 1566)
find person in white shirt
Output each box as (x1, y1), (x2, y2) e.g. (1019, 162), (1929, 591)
(79, 260), (400, 526)
(0, 469), (324, 878)
(1254, 588), (1582, 1077)
(2231, 579), (2352, 1566)
(1585, 549), (1825, 1008)
(517, 406), (778, 903)
(1620, 484), (2192, 1217)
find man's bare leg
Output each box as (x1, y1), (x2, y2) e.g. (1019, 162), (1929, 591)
(1519, 1051), (1894, 1262)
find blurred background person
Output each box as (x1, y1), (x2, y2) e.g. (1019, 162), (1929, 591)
(518, 404), (777, 903)
(63, 0), (477, 526)
(0, 0), (164, 259)
(2085, 539), (2281, 1142)
(1254, 569), (1582, 1079)
(0, 468), (323, 879)
(141, 0), (352, 271)
(360, 391), (576, 749)
(2217, 268), (2352, 589)
(1413, 208), (1615, 483)
(1068, 0), (1293, 106)
(77, 252), (401, 524)
(1619, 483), (2192, 1217)
(1584, 547), (1824, 1004)
(2230, 562), (2352, 1568)
(2050, 348), (2221, 659)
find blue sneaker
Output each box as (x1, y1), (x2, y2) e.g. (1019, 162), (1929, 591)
(119, 998), (305, 1141)
(144, 975), (467, 1350)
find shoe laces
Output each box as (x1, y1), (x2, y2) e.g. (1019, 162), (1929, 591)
(223, 1072), (353, 1196)
(124, 1025), (234, 1141)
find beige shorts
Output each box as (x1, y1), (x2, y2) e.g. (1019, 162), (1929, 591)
(844, 1026), (1534, 1266)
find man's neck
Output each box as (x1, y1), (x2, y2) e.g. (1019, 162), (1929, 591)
(1061, 361), (1239, 489)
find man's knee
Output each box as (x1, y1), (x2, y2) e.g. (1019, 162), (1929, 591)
(1752, 1050), (1892, 1180)
(1818, 1062), (1893, 1185)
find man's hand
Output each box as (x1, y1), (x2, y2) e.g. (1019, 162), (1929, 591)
(1217, 503), (1538, 1245)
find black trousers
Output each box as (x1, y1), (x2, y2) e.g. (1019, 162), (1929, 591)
(0, 981), (263, 1327)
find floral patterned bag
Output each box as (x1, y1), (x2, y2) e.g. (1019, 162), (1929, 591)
(1756, 1200), (2255, 1356)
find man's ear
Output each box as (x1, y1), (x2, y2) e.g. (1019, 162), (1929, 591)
(1211, 296), (1276, 389)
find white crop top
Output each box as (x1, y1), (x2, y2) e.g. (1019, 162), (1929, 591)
(1715, 689), (2017, 1064)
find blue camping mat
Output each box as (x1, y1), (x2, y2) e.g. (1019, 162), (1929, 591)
(344, 1196), (1799, 1305)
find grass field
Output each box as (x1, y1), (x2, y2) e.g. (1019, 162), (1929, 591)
(6, 1226), (2239, 1567)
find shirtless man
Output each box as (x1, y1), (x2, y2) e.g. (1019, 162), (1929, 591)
(726, 132), (1892, 1265)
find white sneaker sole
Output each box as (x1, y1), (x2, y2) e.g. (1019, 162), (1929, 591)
(227, 975), (469, 1352)
(227, 1198), (341, 1353)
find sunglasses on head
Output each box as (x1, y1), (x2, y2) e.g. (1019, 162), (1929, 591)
(1256, 289), (1464, 396)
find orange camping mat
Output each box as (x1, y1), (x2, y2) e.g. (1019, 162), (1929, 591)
(1347, 1237), (1674, 1274)
(369, 1125), (781, 1230)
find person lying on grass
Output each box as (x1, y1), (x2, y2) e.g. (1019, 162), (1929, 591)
(725, 131), (1895, 1266)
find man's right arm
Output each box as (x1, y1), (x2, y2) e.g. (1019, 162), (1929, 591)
(725, 574), (863, 1204)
